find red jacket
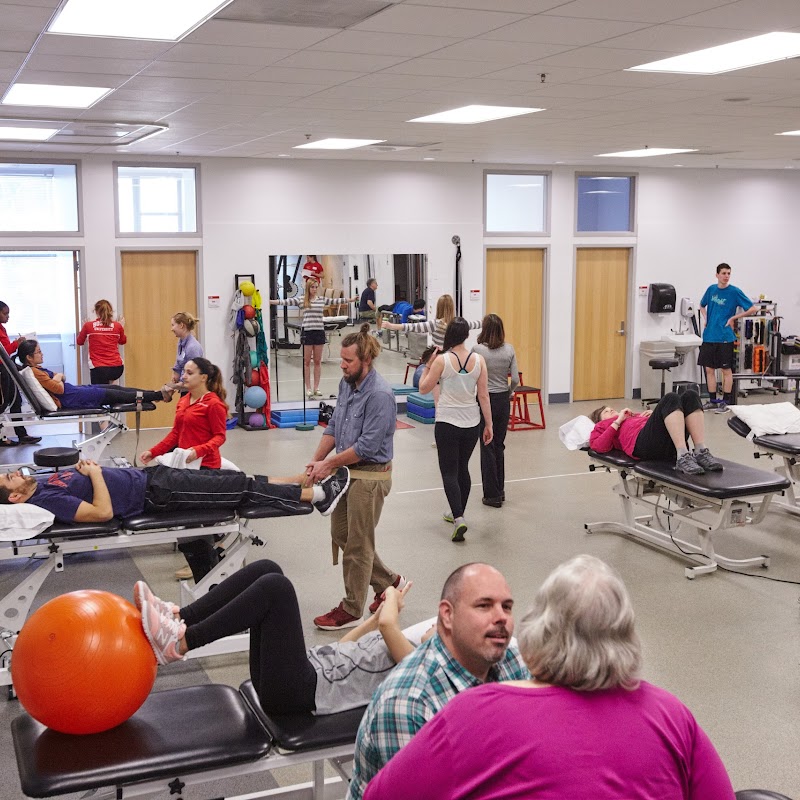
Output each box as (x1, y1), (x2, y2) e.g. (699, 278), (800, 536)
(76, 319), (126, 368)
(589, 414), (649, 458)
(0, 323), (21, 356)
(149, 392), (227, 469)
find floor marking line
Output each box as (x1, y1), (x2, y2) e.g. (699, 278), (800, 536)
(395, 470), (600, 495)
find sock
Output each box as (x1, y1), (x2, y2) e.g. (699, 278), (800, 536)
(312, 485), (325, 503)
(676, 447), (689, 458)
(695, 446), (708, 454)
(454, 516), (465, 525)
(723, 392), (734, 404)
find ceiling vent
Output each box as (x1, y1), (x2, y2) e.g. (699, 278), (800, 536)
(365, 142), (441, 153)
(0, 118), (167, 147)
(217, 0), (393, 28)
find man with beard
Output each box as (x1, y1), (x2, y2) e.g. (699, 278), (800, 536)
(305, 323), (405, 631)
(347, 563), (528, 799)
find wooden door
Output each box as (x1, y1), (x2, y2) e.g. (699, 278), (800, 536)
(486, 249), (544, 388)
(573, 248), (629, 401)
(120, 251), (197, 428)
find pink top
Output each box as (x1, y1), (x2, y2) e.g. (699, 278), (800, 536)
(364, 681), (734, 800)
(590, 414), (649, 457)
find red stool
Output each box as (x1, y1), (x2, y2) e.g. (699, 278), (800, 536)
(404, 360), (421, 385)
(509, 373), (545, 431)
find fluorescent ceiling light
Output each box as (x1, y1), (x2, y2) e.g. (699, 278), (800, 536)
(48, 0), (233, 41)
(776, 129), (800, 136)
(628, 32), (800, 75)
(584, 190), (621, 194)
(0, 126), (59, 141)
(294, 138), (385, 150)
(409, 105), (543, 124)
(595, 148), (697, 158)
(3, 83), (111, 109)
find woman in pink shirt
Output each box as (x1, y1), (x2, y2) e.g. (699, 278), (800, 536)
(364, 555), (736, 800)
(589, 389), (722, 475)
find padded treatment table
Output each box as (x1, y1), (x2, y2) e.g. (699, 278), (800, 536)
(13, 680), (364, 800)
(729, 415), (800, 518)
(585, 448), (790, 578)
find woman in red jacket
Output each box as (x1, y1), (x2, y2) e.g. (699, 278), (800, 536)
(589, 390), (722, 476)
(76, 300), (126, 384)
(140, 357), (228, 582)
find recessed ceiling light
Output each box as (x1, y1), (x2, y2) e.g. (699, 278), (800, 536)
(294, 138), (385, 150)
(776, 129), (800, 136)
(674, 164), (684, 167)
(595, 148), (698, 158)
(48, 0), (233, 41)
(0, 126), (59, 141)
(628, 32), (800, 75)
(423, 157), (436, 161)
(408, 105), (543, 125)
(277, 154), (290, 158)
(2, 83), (111, 109)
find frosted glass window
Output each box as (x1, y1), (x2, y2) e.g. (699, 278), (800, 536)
(577, 176), (634, 232)
(116, 165), (197, 233)
(0, 163), (79, 232)
(485, 173), (546, 233)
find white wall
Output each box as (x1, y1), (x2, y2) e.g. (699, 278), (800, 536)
(2, 153), (799, 400)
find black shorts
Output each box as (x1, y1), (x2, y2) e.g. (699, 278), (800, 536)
(632, 391), (703, 461)
(698, 342), (734, 370)
(301, 329), (326, 346)
(90, 365), (124, 384)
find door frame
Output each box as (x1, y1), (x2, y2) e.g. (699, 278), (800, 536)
(571, 244), (637, 401)
(483, 244), (550, 400)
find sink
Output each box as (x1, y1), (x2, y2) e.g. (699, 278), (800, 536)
(662, 333), (702, 354)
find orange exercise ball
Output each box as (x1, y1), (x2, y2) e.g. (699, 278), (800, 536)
(12, 590), (157, 734)
(243, 305), (257, 320)
(250, 368), (260, 386)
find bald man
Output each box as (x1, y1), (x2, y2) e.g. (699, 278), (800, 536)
(347, 563), (529, 799)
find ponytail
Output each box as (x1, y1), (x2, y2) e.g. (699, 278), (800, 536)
(94, 299), (114, 325)
(191, 357), (228, 409)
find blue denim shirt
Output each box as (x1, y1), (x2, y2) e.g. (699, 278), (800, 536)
(324, 368), (395, 463)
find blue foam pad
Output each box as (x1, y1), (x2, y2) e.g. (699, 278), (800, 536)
(407, 403), (435, 419)
(407, 392), (435, 408)
(407, 411), (435, 425)
(270, 419), (318, 428)
(391, 384), (417, 395)
(271, 409), (319, 423)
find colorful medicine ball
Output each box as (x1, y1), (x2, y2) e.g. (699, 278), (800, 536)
(240, 281), (255, 297)
(243, 305), (257, 320)
(243, 319), (260, 337)
(244, 385), (267, 409)
(248, 413), (266, 428)
(250, 368), (260, 386)
(249, 351), (259, 369)
(12, 590), (157, 734)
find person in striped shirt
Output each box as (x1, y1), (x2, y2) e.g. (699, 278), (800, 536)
(378, 293), (481, 350)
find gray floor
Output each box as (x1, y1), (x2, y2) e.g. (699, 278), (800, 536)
(1, 392), (799, 798)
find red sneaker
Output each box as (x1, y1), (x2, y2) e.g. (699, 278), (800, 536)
(313, 603), (362, 631)
(368, 574), (407, 614)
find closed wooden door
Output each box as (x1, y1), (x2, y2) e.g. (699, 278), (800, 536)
(573, 248), (629, 401)
(486, 249), (544, 388)
(120, 251), (197, 428)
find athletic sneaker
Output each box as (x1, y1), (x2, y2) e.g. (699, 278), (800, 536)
(452, 519), (468, 542)
(443, 512), (454, 524)
(702, 400), (719, 411)
(675, 452), (705, 476)
(306, 390), (314, 399)
(133, 580), (180, 619)
(694, 448), (724, 472)
(313, 467), (350, 516)
(714, 401), (730, 414)
(313, 389), (323, 397)
(141, 600), (186, 665)
(314, 603), (362, 630)
(368, 574), (408, 614)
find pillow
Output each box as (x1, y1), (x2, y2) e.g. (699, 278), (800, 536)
(18, 367), (58, 413)
(0, 503), (55, 541)
(728, 402), (800, 438)
(559, 415), (595, 451)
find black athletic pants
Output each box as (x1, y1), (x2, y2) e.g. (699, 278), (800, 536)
(182, 560), (318, 714)
(435, 421), (480, 518)
(0, 370), (30, 438)
(90, 365), (124, 384)
(97, 385), (162, 404)
(480, 391), (510, 501)
(632, 391), (703, 461)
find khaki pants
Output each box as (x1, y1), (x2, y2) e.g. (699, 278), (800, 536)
(330, 463), (397, 617)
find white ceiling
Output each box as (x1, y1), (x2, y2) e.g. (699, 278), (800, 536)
(3, 0), (800, 168)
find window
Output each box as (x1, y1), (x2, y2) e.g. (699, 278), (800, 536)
(116, 165), (198, 234)
(0, 162), (79, 232)
(577, 175), (634, 233)
(485, 172), (547, 234)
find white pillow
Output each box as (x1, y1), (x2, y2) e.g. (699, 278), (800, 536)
(19, 367), (58, 413)
(729, 402), (800, 438)
(0, 504), (55, 541)
(559, 415), (595, 451)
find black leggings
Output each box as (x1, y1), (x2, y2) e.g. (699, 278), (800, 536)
(90, 365), (124, 384)
(633, 391), (703, 461)
(97, 385), (162, 404)
(480, 391), (510, 501)
(0, 372), (29, 437)
(181, 560), (318, 714)
(435, 421), (481, 518)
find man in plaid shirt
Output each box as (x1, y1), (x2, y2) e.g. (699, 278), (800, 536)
(347, 562), (528, 799)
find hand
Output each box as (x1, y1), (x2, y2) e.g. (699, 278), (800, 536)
(16, 335), (25, 344)
(76, 459), (101, 476)
(305, 460), (334, 484)
(726, 318), (736, 329)
(350, 295), (359, 303)
(641, 409), (653, 418)
(615, 408), (632, 425)
(185, 448), (198, 463)
(52, 373), (65, 383)
(118, 316), (125, 326)
(482, 425), (493, 445)
(140, 450), (153, 465)
(378, 581), (413, 626)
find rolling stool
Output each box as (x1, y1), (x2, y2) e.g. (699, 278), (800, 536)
(403, 359), (422, 385)
(509, 373), (545, 431)
(648, 357), (680, 401)
(33, 447), (80, 470)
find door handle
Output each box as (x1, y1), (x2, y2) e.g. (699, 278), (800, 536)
(616, 321), (626, 335)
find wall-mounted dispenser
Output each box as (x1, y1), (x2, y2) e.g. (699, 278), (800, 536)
(648, 283), (676, 313)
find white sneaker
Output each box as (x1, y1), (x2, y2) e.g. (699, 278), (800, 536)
(313, 389), (323, 397)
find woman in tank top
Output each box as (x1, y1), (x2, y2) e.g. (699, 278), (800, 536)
(419, 318), (493, 543)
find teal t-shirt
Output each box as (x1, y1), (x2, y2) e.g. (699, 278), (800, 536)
(700, 284), (753, 343)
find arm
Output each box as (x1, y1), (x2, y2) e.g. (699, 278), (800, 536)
(117, 322), (127, 346)
(34, 367), (64, 396)
(418, 352), (443, 395)
(725, 303), (759, 329)
(305, 431), (338, 483)
(76, 322), (89, 346)
(508, 349), (520, 393)
(147, 403), (183, 460)
(376, 584), (415, 662)
(381, 319), (434, 333)
(72, 461), (114, 522)
(476, 357), (493, 445)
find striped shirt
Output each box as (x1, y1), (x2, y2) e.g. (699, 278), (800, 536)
(347, 633), (528, 800)
(397, 317), (481, 348)
(275, 296), (343, 331)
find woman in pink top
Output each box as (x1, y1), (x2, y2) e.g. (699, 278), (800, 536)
(589, 389), (722, 475)
(364, 555), (736, 800)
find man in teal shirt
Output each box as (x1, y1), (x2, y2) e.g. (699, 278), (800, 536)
(698, 263), (758, 413)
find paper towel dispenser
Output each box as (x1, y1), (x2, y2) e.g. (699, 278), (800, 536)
(648, 283), (676, 313)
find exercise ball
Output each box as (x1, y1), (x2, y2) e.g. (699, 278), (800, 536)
(249, 350), (259, 369)
(243, 318), (260, 337)
(250, 368), (260, 386)
(243, 305), (256, 320)
(240, 280), (255, 297)
(248, 412), (266, 428)
(244, 385), (267, 409)
(13, 590), (157, 734)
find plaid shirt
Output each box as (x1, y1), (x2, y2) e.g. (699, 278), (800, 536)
(347, 633), (528, 800)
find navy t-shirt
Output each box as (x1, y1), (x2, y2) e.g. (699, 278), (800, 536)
(359, 287), (376, 312)
(28, 468), (148, 523)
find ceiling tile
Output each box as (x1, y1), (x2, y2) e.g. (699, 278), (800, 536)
(381, 58), (503, 78)
(244, 66), (363, 85)
(352, 5), (528, 37)
(309, 30), (459, 57)
(547, 0), (738, 24)
(406, 0), (563, 11)
(595, 23), (760, 52)
(484, 64), (610, 84)
(159, 43), (296, 67)
(24, 54), (154, 75)
(677, 0), (800, 30)
(483, 15), (650, 45)
(535, 46), (676, 70)
(183, 20), (337, 48)
(429, 40), (570, 63)
(0, 3), (55, 31)
(273, 50), (408, 72)
(0, 31), (37, 52)
(140, 61), (264, 81)
(15, 69), (125, 88)
(37, 34), (172, 59)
